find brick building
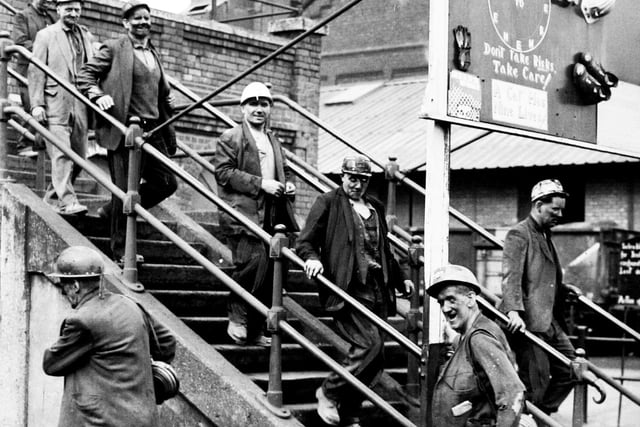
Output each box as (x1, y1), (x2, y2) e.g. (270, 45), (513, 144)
(0, 0), (324, 218)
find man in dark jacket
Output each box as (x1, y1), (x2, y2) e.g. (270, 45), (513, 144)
(429, 264), (526, 427)
(44, 246), (176, 427)
(296, 155), (412, 426)
(213, 82), (298, 346)
(77, 0), (177, 261)
(501, 179), (581, 414)
(11, 0), (55, 156)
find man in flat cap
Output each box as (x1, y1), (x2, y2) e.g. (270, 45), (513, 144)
(78, 0), (177, 262)
(29, 0), (94, 215)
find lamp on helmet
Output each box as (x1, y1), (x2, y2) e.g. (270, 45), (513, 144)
(341, 156), (372, 177)
(48, 246), (104, 280)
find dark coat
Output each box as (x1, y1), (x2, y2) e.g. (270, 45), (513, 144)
(43, 290), (176, 427)
(76, 36), (175, 151)
(11, 4), (55, 75)
(500, 216), (568, 332)
(296, 187), (405, 312)
(213, 120), (298, 234)
(432, 314), (525, 427)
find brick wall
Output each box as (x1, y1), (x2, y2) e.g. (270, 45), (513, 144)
(0, 0), (323, 218)
(306, 0), (429, 84)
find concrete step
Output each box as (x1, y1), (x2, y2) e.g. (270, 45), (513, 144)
(74, 214), (181, 240)
(139, 264), (233, 291)
(89, 237), (208, 264)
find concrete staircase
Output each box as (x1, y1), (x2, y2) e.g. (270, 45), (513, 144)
(5, 151), (416, 426)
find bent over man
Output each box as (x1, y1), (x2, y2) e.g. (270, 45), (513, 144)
(44, 246), (176, 426)
(77, 0), (177, 261)
(501, 179), (580, 414)
(296, 155), (412, 426)
(429, 264), (526, 427)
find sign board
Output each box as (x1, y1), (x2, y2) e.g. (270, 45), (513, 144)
(448, 0), (608, 142)
(617, 236), (640, 305)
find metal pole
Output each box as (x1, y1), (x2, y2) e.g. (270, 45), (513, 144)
(0, 31), (12, 183)
(385, 156), (399, 231)
(147, 0), (368, 137)
(406, 231), (423, 398)
(263, 224), (291, 418)
(572, 348), (588, 427)
(122, 118), (143, 291)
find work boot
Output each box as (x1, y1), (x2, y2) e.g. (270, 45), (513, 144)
(227, 321), (248, 345)
(316, 387), (340, 426)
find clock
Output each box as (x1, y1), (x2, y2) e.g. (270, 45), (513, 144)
(488, 0), (551, 53)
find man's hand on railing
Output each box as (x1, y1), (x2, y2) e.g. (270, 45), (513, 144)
(303, 259), (324, 279)
(95, 94), (114, 111)
(284, 181), (296, 196)
(31, 106), (47, 123)
(398, 279), (414, 299)
(506, 310), (526, 333)
(166, 93), (176, 112)
(261, 179), (285, 197)
(563, 283), (583, 300)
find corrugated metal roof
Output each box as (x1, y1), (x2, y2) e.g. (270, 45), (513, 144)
(318, 79), (640, 174)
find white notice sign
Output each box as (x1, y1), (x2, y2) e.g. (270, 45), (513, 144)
(491, 79), (548, 131)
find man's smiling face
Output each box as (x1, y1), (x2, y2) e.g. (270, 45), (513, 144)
(437, 285), (474, 333)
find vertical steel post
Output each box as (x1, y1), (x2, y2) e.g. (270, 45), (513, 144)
(0, 31), (12, 183)
(420, 0), (451, 425)
(385, 156), (399, 231)
(571, 348), (588, 427)
(122, 117), (143, 290)
(264, 224), (291, 418)
(576, 325), (589, 422)
(406, 231), (424, 398)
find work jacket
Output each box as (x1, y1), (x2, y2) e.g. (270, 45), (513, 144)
(501, 215), (568, 332)
(432, 314), (525, 427)
(296, 187), (405, 312)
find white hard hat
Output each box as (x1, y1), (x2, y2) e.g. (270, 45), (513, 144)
(427, 264), (481, 297)
(240, 82), (272, 105)
(530, 179), (569, 202)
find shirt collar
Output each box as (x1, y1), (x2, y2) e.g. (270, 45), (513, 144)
(129, 34), (150, 49)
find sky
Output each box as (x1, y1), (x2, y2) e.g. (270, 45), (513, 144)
(145, 0), (193, 15)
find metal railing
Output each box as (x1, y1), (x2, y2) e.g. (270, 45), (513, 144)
(0, 34), (418, 427)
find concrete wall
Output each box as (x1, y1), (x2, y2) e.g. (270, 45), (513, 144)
(0, 183), (304, 427)
(0, 0), (323, 218)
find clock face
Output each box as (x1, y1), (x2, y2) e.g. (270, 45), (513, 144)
(488, 0), (551, 53)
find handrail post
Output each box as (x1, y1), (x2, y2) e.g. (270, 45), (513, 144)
(385, 156), (399, 231)
(406, 230), (423, 398)
(122, 117), (143, 291)
(572, 348), (589, 427)
(576, 325), (589, 422)
(263, 224), (291, 418)
(0, 31), (13, 183)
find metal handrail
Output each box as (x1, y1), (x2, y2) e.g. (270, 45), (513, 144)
(2, 41), (416, 425)
(4, 105), (414, 427)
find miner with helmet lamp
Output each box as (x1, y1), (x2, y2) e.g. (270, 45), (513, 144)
(501, 179), (582, 414)
(428, 264), (529, 427)
(296, 155), (413, 425)
(44, 246), (177, 426)
(212, 81), (298, 347)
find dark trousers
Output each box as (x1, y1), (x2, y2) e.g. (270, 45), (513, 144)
(511, 319), (576, 414)
(106, 125), (177, 259)
(323, 274), (387, 423)
(226, 232), (272, 337)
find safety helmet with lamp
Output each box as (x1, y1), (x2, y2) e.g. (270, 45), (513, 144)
(427, 264), (481, 298)
(341, 155), (372, 177)
(121, 0), (150, 18)
(49, 246), (104, 279)
(240, 82), (272, 105)
(530, 179), (569, 202)
(152, 360), (180, 404)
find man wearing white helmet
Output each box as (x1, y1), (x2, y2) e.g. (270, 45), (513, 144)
(213, 82), (298, 346)
(44, 246), (176, 426)
(428, 264), (527, 427)
(501, 179), (581, 414)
